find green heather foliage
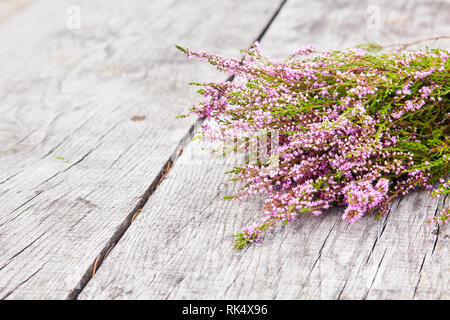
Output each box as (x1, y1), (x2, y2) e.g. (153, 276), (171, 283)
(177, 43), (449, 248)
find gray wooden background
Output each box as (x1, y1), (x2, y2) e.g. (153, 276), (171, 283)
(0, 0), (448, 299)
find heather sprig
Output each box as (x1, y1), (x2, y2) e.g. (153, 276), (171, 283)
(177, 43), (449, 249)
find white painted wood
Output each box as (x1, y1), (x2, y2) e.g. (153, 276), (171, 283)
(0, 0), (284, 299)
(79, 137), (448, 300)
(259, 0), (450, 58)
(79, 0), (449, 300)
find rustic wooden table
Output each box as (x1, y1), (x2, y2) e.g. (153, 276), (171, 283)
(0, 0), (448, 299)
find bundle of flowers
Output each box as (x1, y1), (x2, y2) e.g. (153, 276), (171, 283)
(176, 42), (449, 249)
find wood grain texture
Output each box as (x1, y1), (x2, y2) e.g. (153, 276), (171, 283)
(79, 0), (449, 300)
(0, 0), (32, 23)
(79, 137), (448, 300)
(0, 0), (284, 299)
(259, 0), (450, 57)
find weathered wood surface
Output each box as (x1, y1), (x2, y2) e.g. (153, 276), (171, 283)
(260, 0), (450, 53)
(0, 0), (284, 299)
(79, 0), (449, 299)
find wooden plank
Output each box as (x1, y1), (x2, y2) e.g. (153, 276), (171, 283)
(79, 0), (450, 299)
(0, 0), (284, 299)
(78, 135), (448, 300)
(412, 197), (449, 299)
(259, 0), (450, 55)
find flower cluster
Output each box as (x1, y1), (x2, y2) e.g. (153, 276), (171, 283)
(427, 208), (450, 226)
(177, 43), (449, 248)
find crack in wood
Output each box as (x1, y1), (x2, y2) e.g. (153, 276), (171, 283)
(305, 220), (337, 280)
(0, 262), (46, 300)
(363, 247), (387, 299)
(66, 130), (196, 299)
(365, 204), (393, 264)
(4, 232), (46, 264)
(0, 192), (43, 229)
(67, 0), (450, 300)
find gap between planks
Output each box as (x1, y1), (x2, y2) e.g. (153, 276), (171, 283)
(0, 0), (33, 24)
(69, 0), (288, 300)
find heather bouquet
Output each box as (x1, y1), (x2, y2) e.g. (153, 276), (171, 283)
(176, 42), (449, 249)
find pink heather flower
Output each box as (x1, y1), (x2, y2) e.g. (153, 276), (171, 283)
(427, 209), (450, 226)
